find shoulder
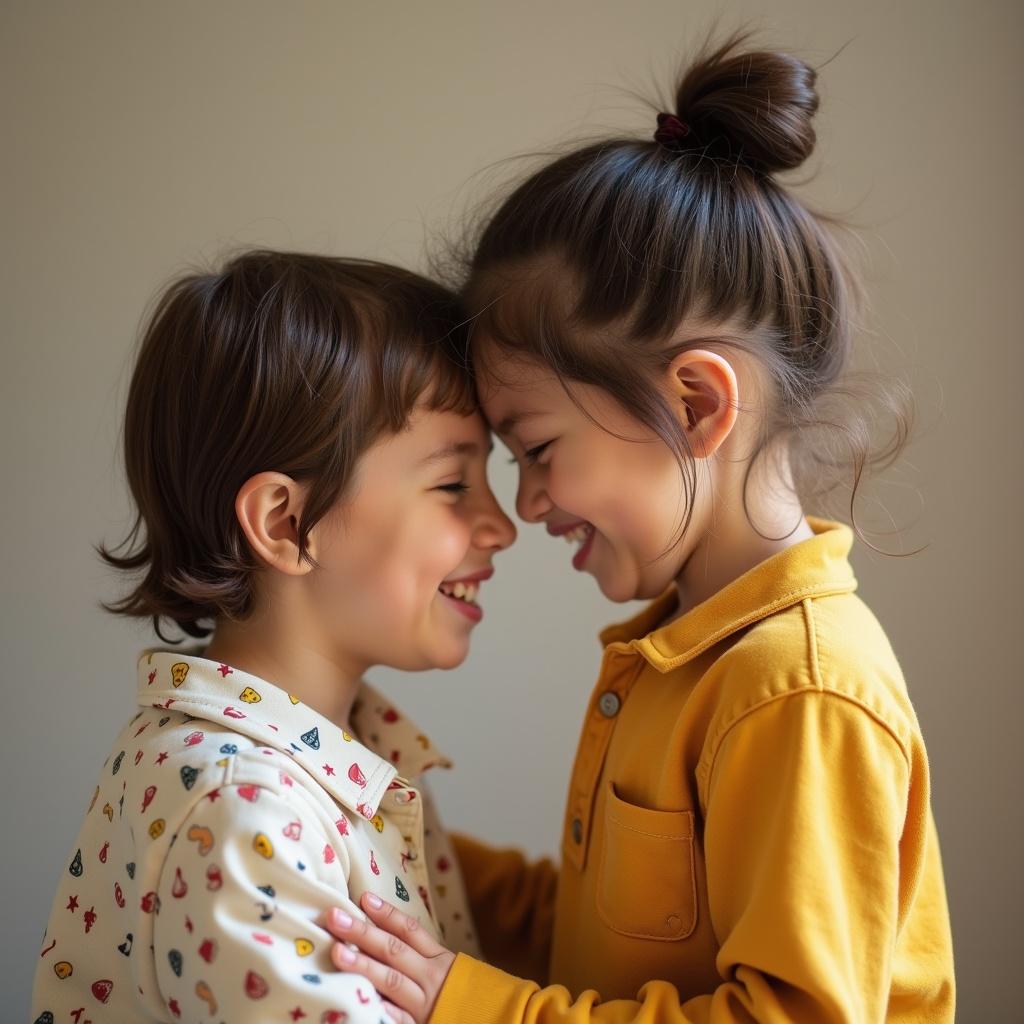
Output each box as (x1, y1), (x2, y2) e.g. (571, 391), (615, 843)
(126, 707), (342, 851)
(702, 591), (920, 759)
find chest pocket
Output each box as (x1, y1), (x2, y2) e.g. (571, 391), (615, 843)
(596, 781), (697, 941)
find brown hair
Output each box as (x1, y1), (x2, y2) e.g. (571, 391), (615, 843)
(100, 249), (475, 641)
(457, 31), (912, 545)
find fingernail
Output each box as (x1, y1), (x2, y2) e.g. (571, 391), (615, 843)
(332, 909), (353, 929)
(338, 945), (357, 964)
(365, 893), (383, 909)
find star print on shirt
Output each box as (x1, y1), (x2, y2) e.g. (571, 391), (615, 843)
(31, 651), (480, 1024)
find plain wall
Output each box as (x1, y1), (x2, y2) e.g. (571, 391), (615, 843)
(3, 1), (1021, 1017)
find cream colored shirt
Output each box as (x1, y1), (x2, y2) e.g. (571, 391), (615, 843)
(32, 650), (479, 1023)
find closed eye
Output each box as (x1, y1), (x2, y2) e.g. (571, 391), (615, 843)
(437, 482), (469, 494)
(523, 441), (552, 465)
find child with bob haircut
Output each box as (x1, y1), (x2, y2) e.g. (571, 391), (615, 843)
(322, 35), (955, 1024)
(31, 250), (516, 1024)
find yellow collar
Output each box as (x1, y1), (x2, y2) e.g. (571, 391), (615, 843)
(599, 517), (857, 672)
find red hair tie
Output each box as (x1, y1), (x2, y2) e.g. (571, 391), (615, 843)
(654, 112), (692, 151)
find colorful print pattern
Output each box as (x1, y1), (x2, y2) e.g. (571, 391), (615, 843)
(31, 651), (480, 1023)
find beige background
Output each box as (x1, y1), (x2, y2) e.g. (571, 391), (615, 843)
(3, 1), (1020, 1018)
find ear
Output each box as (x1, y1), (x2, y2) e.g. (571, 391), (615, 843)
(665, 348), (739, 458)
(234, 472), (316, 576)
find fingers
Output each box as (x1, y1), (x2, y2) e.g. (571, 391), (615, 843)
(359, 892), (446, 959)
(331, 933), (426, 1018)
(325, 908), (424, 980)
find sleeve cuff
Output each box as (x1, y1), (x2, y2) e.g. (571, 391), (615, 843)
(429, 952), (536, 1024)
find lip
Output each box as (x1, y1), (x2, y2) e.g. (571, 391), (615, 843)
(572, 526), (596, 571)
(440, 567), (494, 585)
(547, 520), (589, 538)
(439, 590), (484, 623)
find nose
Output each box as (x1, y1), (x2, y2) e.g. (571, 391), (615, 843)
(515, 465), (553, 524)
(472, 486), (518, 552)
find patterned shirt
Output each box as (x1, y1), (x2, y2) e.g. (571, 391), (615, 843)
(31, 650), (479, 1024)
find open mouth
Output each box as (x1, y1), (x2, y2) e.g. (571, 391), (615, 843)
(560, 522), (596, 571)
(438, 579), (483, 622)
(438, 580), (479, 605)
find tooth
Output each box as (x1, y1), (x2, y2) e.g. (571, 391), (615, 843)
(453, 582), (466, 599)
(466, 584), (477, 602)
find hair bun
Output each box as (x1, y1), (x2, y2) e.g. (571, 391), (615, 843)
(671, 35), (819, 173)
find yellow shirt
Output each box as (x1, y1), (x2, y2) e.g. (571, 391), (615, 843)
(433, 518), (954, 1023)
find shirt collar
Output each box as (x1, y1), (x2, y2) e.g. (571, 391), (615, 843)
(137, 652), (451, 820)
(599, 517), (857, 672)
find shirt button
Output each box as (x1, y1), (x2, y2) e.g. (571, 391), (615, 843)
(571, 817), (583, 844)
(598, 691), (621, 718)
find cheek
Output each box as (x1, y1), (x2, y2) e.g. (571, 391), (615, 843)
(382, 507), (472, 599)
(546, 436), (646, 518)
(619, 451), (686, 528)
(553, 438), (684, 545)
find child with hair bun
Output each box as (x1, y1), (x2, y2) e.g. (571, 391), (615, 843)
(325, 35), (955, 1024)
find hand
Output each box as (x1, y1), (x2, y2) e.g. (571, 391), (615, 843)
(324, 891), (456, 1024)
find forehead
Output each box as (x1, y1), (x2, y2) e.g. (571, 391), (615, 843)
(367, 405), (490, 469)
(472, 345), (568, 424)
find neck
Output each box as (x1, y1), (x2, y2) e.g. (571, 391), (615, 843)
(202, 589), (366, 730)
(672, 445), (814, 617)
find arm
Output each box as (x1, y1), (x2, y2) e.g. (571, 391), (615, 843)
(152, 782), (394, 1023)
(335, 691), (916, 1024)
(450, 832), (558, 982)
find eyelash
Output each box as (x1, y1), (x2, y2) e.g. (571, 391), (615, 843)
(523, 441), (551, 465)
(437, 482), (470, 495)
(507, 441), (551, 467)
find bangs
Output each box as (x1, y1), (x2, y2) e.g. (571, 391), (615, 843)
(354, 272), (478, 434)
(379, 329), (478, 430)
(467, 256), (664, 400)
(467, 265), (680, 450)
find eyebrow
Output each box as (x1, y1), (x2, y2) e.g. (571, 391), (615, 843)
(418, 439), (492, 466)
(495, 409), (545, 436)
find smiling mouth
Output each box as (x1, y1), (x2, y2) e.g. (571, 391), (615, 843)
(437, 578), (485, 623)
(438, 581), (479, 606)
(557, 522), (596, 570)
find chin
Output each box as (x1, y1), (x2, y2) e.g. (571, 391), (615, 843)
(430, 641), (470, 671)
(596, 573), (636, 604)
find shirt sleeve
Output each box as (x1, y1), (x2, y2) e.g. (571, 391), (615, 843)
(430, 691), (913, 1024)
(152, 782), (389, 1024)
(450, 832), (558, 983)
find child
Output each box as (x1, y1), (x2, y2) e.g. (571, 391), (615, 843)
(323, 35), (956, 1023)
(30, 250), (516, 1024)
